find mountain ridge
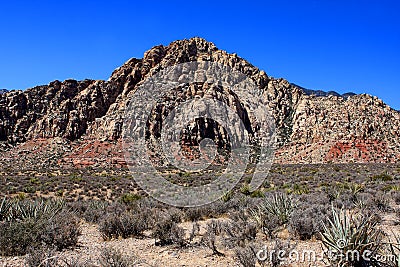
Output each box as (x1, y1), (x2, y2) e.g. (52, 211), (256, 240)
(290, 83), (357, 99)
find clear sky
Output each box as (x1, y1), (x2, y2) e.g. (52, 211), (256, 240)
(0, 0), (399, 109)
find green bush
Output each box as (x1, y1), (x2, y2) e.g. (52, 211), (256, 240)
(371, 173), (393, 182)
(120, 193), (141, 205)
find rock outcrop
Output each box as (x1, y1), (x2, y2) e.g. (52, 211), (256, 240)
(0, 37), (399, 168)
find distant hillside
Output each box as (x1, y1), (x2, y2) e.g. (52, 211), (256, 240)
(291, 83), (356, 99)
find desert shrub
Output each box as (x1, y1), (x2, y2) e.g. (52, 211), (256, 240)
(324, 185), (342, 202)
(67, 200), (112, 223)
(205, 200), (231, 218)
(223, 211), (257, 248)
(332, 192), (354, 209)
(259, 193), (296, 225)
(201, 219), (224, 256)
(0, 199), (77, 256)
(98, 200), (155, 240)
(297, 191), (330, 206)
(250, 206), (280, 239)
(286, 183), (310, 195)
(234, 243), (259, 267)
(321, 208), (384, 267)
(26, 246), (58, 267)
(288, 204), (330, 240)
(352, 192), (375, 211)
(372, 193), (392, 212)
(240, 183), (252, 195)
(348, 183), (364, 196)
(0, 219), (43, 256)
(189, 222), (200, 242)
(151, 216), (186, 247)
(83, 201), (109, 223)
(99, 211), (148, 240)
(392, 191), (400, 205)
(60, 256), (92, 267)
(182, 200), (230, 222)
(371, 173), (393, 182)
(120, 193), (141, 205)
(99, 247), (138, 267)
(183, 207), (203, 222)
(163, 207), (184, 223)
(250, 189), (265, 198)
(41, 210), (81, 250)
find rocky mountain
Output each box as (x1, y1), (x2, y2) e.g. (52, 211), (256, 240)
(0, 37), (399, 169)
(292, 83), (357, 98)
(0, 89), (8, 94)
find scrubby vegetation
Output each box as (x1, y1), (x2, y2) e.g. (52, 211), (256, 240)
(0, 198), (80, 256)
(0, 163), (400, 266)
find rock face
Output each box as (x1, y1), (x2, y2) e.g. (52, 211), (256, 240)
(0, 37), (399, 168)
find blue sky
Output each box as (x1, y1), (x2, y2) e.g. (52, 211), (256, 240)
(0, 1), (399, 109)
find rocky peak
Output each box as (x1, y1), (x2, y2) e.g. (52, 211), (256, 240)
(0, 37), (399, 167)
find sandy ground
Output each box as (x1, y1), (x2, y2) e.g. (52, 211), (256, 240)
(0, 209), (398, 267)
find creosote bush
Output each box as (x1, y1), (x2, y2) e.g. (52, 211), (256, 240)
(99, 247), (138, 267)
(0, 219), (43, 256)
(25, 246), (58, 267)
(99, 211), (148, 240)
(393, 192), (400, 205)
(288, 204), (330, 240)
(151, 216), (186, 247)
(234, 242), (262, 267)
(201, 219), (225, 256)
(42, 210), (81, 251)
(223, 211), (257, 249)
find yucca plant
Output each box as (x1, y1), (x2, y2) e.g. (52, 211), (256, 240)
(259, 193), (295, 225)
(10, 198), (65, 221)
(0, 197), (12, 221)
(321, 207), (384, 267)
(384, 232), (400, 267)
